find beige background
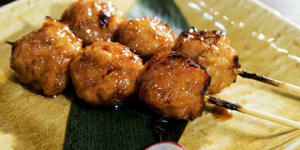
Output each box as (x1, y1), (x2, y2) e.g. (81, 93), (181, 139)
(0, 0), (299, 150)
(260, 0), (300, 25)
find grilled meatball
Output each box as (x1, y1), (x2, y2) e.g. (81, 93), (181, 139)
(174, 27), (240, 94)
(70, 41), (144, 105)
(115, 17), (175, 58)
(61, 0), (125, 45)
(139, 50), (210, 120)
(10, 17), (82, 96)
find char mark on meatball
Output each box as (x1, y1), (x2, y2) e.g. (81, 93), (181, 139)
(98, 12), (111, 28)
(198, 30), (208, 35)
(105, 68), (114, 75)
(167, 53), (185, 60)
(212, 30), (226, 36)
(61, 0), (125, 45)
(184, 59), (199, 68)
(200, 35), (219, 41)
(232, 56), (241, 69)
(182, 26), (198, 37)
(164, 90), (173, 104)
(182, 32), (189, 37)
(188, 62), (198, 68)
(45, 16), (54, 20)
(198, 64), (207, 72)
(201, 76), (211, 95)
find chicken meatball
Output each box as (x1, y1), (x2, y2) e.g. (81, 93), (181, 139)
(70, 41), (144, 105)
(139, 50), (210, 120)
(10, 17), (82, 96)
(115, 17), (175, 58)
(61, 0), (125, 45)
(174, 27), (240, 94)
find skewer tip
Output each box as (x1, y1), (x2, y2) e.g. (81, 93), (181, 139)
(6, 41), (15, 46)
(236, 69), (300, 94)
(206, 96), (300, 129)
(45, 16), (61, 22)
(205, 96), (240, 111)
(236, 69), (280, 86)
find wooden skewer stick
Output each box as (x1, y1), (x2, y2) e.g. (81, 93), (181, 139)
(205, 96), (300, 129)
(6, 41), (15, 46)
(235, 69), (300, 94)
(6, 41), (16, 53)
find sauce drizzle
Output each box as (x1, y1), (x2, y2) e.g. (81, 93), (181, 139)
(211, 105), (233, 121)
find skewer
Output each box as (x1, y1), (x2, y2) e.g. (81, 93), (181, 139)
(206, 96), (300, 129)
(235, 69), (300, 94)
(6, 41), (15, 52)
(6, 41), (14, 45)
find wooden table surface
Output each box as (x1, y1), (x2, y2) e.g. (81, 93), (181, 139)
(0, 0), (299, 25)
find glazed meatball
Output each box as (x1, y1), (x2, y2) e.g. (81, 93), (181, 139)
(115, 17), (175, 58)
(10, 17), (82, 96)
(139, 50), (210, 120)
(61, 0), (125, 45)
(174, 27), (240, 94)
(70, 41), (144, 105)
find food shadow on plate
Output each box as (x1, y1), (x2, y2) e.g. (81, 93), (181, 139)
(63, 86), (187, 150)
(7, 73), (66, 98)
(7, 74), (45, 96)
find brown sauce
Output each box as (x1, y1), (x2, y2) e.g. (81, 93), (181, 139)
(211, 106), (233, 121)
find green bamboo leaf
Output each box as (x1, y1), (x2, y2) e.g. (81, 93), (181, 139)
(127, 0), (189, 35)
(64, 0), (190, 149)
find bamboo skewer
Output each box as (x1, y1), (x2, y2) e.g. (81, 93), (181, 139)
(235, 69), (300, 94)
(6, 41), (14, 45)
(205, 96), (300, 129)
